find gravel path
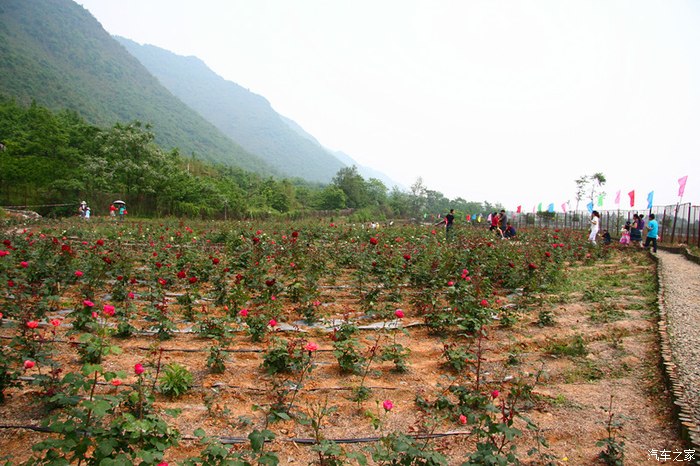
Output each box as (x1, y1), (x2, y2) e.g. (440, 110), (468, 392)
(657, 249), (700, 453)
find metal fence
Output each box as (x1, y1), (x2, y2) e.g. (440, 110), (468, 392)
(508, 203), (700, 246)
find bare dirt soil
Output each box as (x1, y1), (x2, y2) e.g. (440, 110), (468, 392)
(0, 249), (688, 465)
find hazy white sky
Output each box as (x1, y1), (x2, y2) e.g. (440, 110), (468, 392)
(75, 0), (699, 211)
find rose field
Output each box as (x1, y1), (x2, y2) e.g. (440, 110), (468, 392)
(0, 218), (686, 465)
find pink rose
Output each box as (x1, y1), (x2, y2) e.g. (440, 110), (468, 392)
(304, 342), (319, 352)
(134, 363), (145, 375)
(382, 400), (394, 411)
(394, 309), (404, 318)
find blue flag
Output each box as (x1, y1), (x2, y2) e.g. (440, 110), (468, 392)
(547, 203), (554, 213)
(586, 202), (594, 213)
(647, 191), (654, 209)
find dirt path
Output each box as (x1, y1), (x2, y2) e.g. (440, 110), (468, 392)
(657, 249), (700, 460)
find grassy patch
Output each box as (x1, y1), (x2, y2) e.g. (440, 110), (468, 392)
(546, 334), (588, 357)
(588, 303), (627, 323)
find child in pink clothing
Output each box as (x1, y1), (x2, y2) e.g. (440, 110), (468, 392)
(619, 226), (631, 245)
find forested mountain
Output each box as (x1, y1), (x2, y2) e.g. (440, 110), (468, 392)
(0, 0), (273, 174)
(0, 99), (495, 219)
(116, 37), (350, 183)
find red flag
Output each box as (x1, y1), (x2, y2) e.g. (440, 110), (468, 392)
(516, 205), (522, 214)
(628, 190), (635, 207)
(614, 190), (620, 204)
(678, 176), (688, 197)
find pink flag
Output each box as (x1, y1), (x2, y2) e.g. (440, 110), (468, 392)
(678, 176), (688, 197)
(561, 203), (567, 213)
(628, 190), (635, 207)
(614, 190), (621, 204)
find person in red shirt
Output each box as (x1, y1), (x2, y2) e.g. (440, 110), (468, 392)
(489, 212), (503, 238)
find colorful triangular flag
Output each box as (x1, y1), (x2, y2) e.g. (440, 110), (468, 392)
(678, 176), (688, 197)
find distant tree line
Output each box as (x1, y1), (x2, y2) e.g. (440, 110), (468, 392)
(0, 97), (500, 220)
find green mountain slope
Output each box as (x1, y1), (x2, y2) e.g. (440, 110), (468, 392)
(0, 0), (272, 174)
(116, 37), (348, 183)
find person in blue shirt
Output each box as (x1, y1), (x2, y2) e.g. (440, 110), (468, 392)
(503, 222), (517, 239)
(644, 213), (659, 253)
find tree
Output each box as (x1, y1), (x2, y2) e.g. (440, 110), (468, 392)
(574, 173), (606, 213)
(409, 177), (427, 217)
(589, 172), (606, 207)
(574, 176), (588, 213)
(316, 185), (347, 210)
(365, 178), (388, 206)
(332, 166), (369, 208)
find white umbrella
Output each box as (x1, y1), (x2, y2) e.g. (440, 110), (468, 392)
(113, 200), (126, 205)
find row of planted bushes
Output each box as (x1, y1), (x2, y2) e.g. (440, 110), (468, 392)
(0, 217), (609, 465)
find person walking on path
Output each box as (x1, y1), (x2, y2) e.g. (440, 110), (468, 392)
(588, 210), (600, 245)
(499, 209), (507, 232)
(644, 213), (659, 253)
